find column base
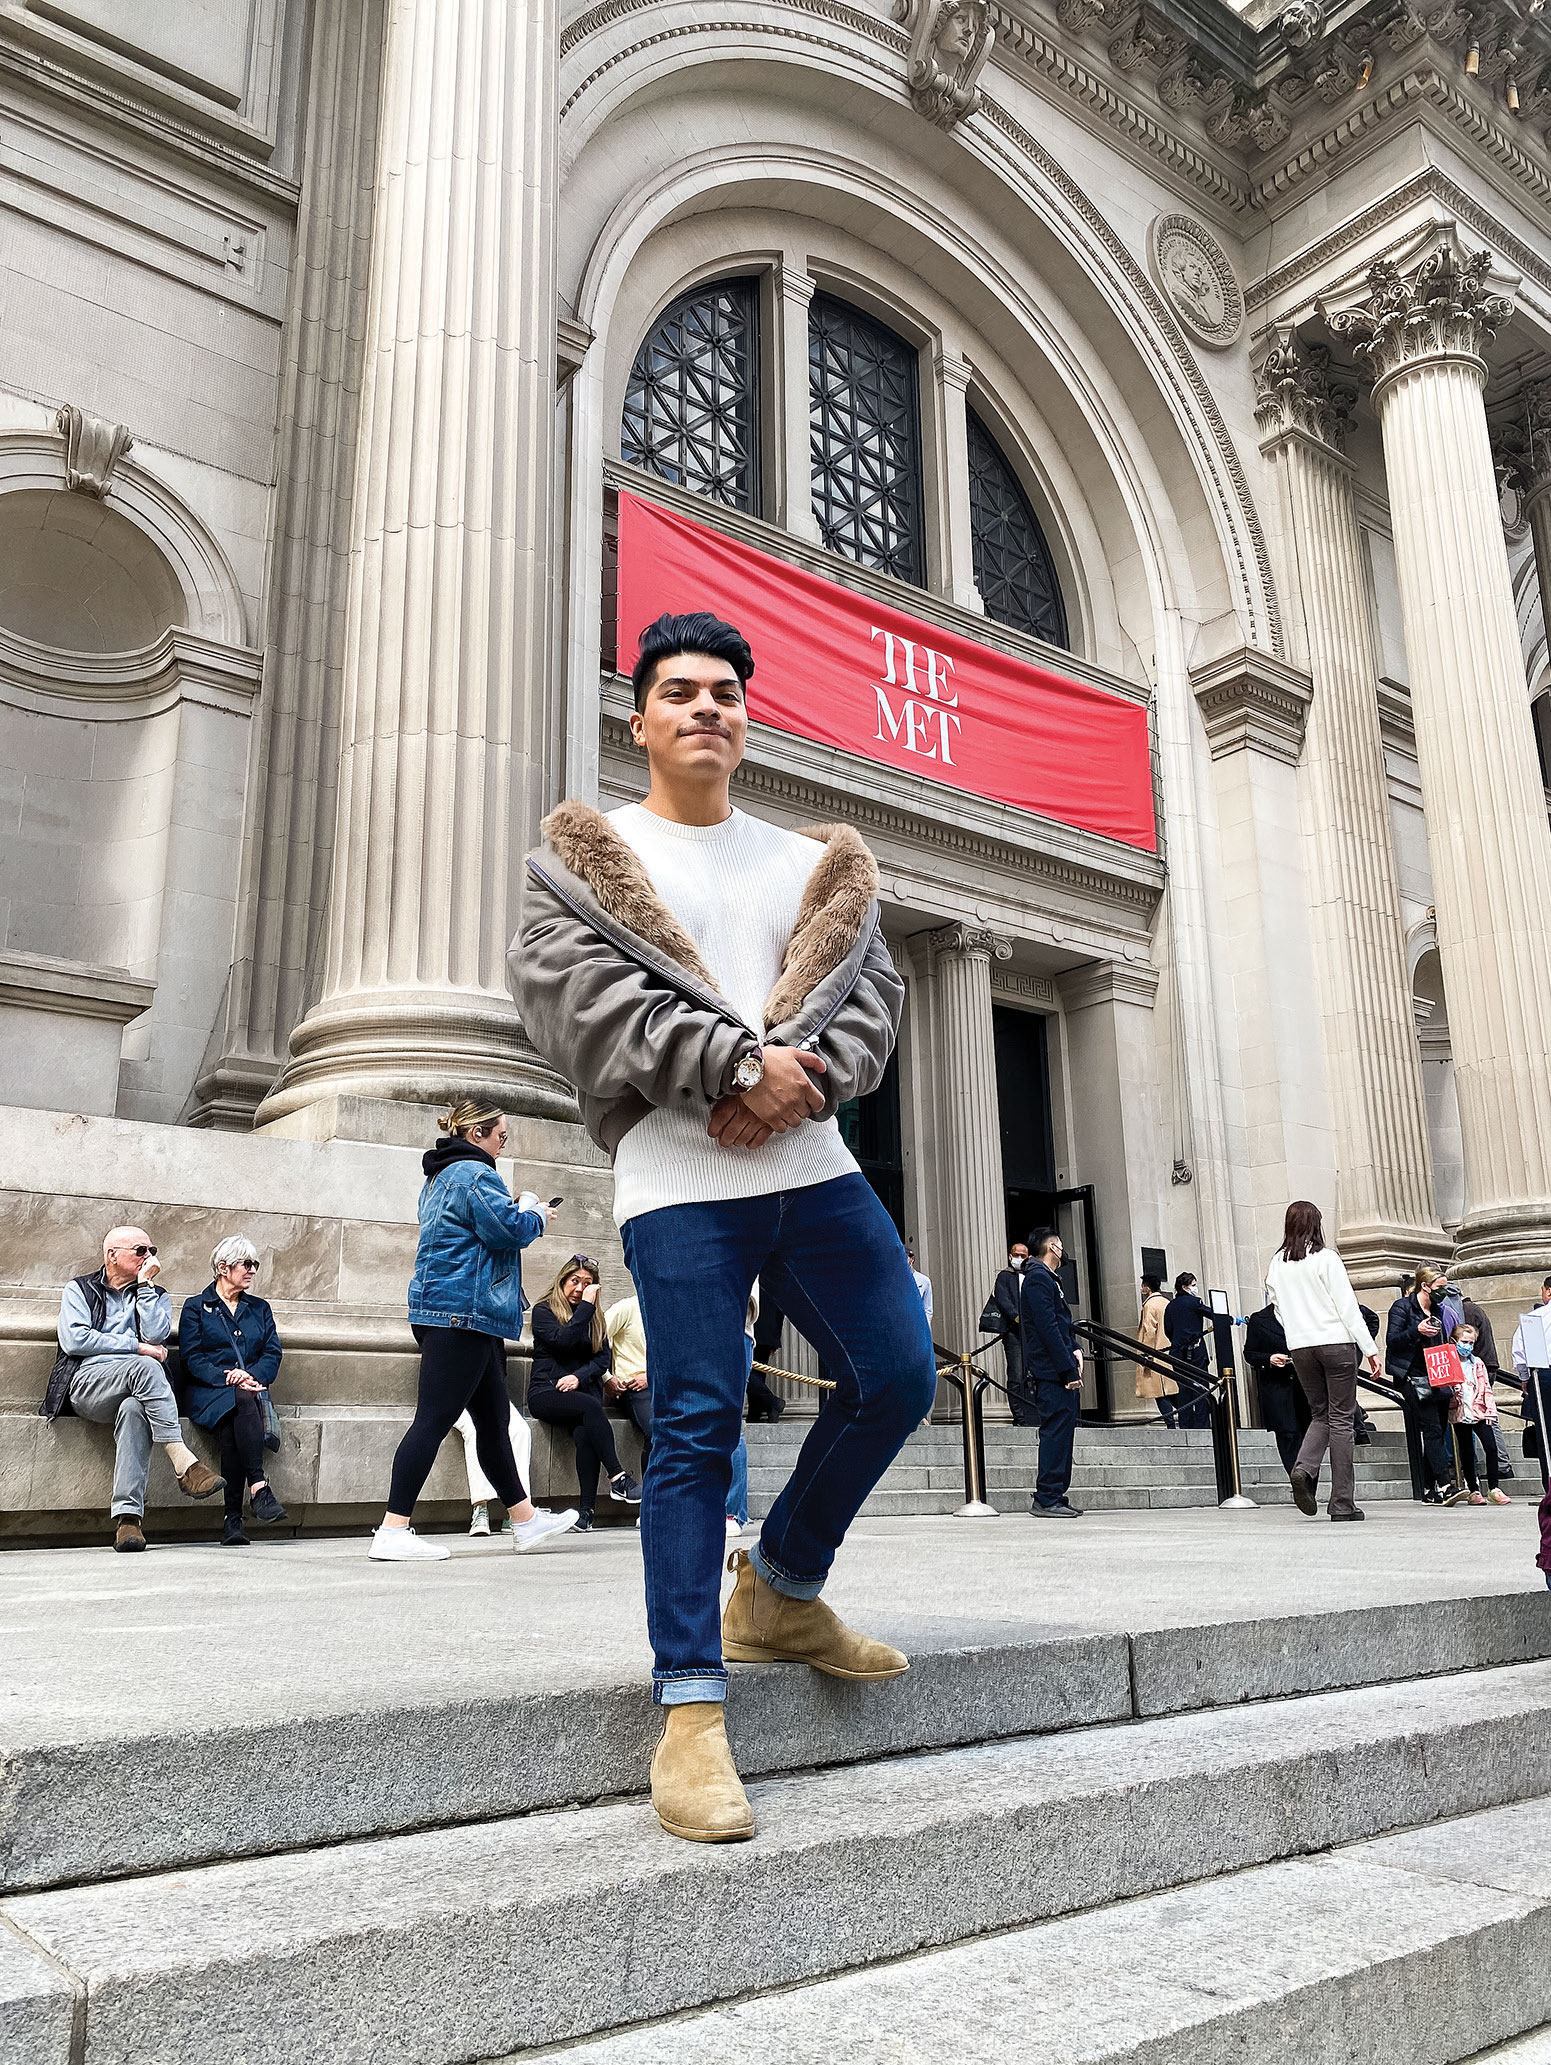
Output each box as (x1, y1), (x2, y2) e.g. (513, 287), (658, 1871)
(1336, 1220), (1451, 1295)
(184, 1054), (281, 1132)
(1450, 1205), (1551, 1308)
(253, 989), (580, 1130)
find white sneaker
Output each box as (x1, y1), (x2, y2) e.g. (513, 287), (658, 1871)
(469, 1503), (491, 1537)
(369, 1525), (451, 1562)
(511, 1507), (580, 1553)
(725, 1515), (746, 1539)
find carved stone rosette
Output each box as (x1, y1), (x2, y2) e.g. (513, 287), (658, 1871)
(1319, 233), (1516, 396)
(1253, 329), (1358, 451)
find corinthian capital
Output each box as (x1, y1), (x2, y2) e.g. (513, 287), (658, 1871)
(1254, 328), (1358, 452)
(1317, 230), (1516, 390)
(929, 923), (1014, 964)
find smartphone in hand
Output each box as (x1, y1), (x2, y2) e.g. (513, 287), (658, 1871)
(548, 1196), (564, 1210)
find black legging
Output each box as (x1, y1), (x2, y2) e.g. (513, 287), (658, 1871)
(389, 1327), (526, 1517)
(216, 1392), (267, 1517)
(528, 1386), (622, 1512)
(1456, 1420), (1500, 1493)
(1411, 1389), (1459, 1491)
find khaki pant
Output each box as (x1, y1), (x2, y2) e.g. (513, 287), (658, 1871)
(1290, 1342), (1359, 1518)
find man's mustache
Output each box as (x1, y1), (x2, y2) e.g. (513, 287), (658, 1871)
(677, 720), (732, 738)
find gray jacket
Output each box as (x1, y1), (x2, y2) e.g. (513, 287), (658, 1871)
(511, 801), (904, 1158)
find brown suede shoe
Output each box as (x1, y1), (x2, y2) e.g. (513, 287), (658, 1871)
(650, 1702), (756, 1843)
(114, 1518), (146, 1553)
(177, 1459), (225, 1500)
(721, 1548), (909, 1680)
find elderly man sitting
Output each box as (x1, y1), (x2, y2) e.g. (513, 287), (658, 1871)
(42, 1225), (225, 1551)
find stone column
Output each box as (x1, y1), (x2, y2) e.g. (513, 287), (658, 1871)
(257, 0), (574, 1128)
(774, 263), (821, 544)
(1324, 232), (1551, 1284)
(1253, 329), (1443, 1280)
(926, 924), (1011, 1369)
(188, 0), (386, 1128)
(1502, 380), (1551, 655)
(935, 350), (984, 612)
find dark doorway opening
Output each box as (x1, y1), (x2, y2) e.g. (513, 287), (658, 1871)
(837, 1049), (904, 1234)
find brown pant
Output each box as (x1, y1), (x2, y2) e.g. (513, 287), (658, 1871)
(1290, 1342), (1359, 1517)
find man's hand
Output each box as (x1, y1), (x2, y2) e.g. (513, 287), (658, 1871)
(1270, 1353), (1291, 1368)
(225, 1369), (245, 1387)
(706, 1095), (774, 1149)
(556, 1375), (580, 1393)
(138, 1342), (168, 1363)
(711, 1047), (826, 1142)
(137, 1255), (161, 1284)
(1066, 1377), (1083, 1391)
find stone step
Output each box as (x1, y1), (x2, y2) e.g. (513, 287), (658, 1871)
(510, 1795), (1551, 2065)
(8, 1663), (1551, 2064)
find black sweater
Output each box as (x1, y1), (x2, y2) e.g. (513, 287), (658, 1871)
(529, 1299), (612, 1397)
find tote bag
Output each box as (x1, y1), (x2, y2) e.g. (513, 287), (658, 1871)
(1423, 1341), (1465, 1390)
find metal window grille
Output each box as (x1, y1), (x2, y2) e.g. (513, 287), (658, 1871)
(621, 278), (759, 512)
(808, 294), (925, 585)
(966, 407), (1068, 648)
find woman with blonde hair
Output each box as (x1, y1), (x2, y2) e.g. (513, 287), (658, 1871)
(529, 1255), (641, 1531)
(369, 1099), (579, 1561)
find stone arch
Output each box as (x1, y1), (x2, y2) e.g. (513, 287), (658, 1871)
(557, 6), (1279, 662)
(0, 431), (250, 651)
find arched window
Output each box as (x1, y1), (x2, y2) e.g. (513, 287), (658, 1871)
(967, 408), (1068, 648)
(809, 294), (924, 585)
(620, 278), (760, 513)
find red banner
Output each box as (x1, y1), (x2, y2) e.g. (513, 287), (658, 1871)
(615, 492), (1156, 852)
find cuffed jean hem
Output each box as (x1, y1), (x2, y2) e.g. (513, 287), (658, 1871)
(750, 1540), (825, 1601)
(654, 1673), (728, 1707)
(108, 1500), (144, 1519)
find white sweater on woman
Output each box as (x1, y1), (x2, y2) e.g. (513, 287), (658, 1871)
(1264, 1246), (1378, 1358)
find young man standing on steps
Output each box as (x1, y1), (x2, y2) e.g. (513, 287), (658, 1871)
(515, 611), (937, 1844)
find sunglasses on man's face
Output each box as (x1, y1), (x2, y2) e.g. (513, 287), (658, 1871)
(117, 1244), (157, 1259)
(230, 1258), (260, 1272)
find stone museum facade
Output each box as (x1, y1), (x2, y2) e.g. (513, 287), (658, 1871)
(4, 0), (1551, 1532)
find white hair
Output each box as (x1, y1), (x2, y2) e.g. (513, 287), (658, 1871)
(211, 1234), (260, 1277)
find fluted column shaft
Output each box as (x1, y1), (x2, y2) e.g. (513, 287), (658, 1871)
(259, 0), (571, 1125)
(1257, 339), (1441, 1275)
(1525, 483), (1551, 668)
(189, 0), (385, 1128)
(928, 926), (1010, 1367)
(1328, 238), (1551, 1273)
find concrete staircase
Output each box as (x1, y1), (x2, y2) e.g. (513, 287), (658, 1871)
(3, 1516), (1551, 2064)
(746, 1418), (1421, 1517)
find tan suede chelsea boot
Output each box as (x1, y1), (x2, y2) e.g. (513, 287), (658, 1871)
(721, 1548), (909, 1680)
(650, 1701), (756, 1843)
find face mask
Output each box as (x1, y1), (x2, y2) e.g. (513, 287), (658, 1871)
(1459, 1343), (1474, 1360)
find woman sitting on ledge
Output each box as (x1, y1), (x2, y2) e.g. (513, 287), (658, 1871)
(529, 1257), (642, 1531)
(178, 1236), (287, 1546)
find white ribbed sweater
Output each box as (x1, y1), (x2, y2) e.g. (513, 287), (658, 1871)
(606, 804), (858, 1225)
(1264, 1245), (1378, 1357)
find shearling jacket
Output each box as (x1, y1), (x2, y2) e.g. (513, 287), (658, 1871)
(512, 801), (903, 1157)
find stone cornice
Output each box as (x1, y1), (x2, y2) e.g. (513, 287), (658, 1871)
(1248, 166), (1551, 320)
(1057, 958), (1160, 1010)
(1189, 644), (1314, 763)
(1319, 227), (1517, 392)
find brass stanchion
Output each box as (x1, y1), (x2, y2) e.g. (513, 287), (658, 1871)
(1218, 1368), (1255, 1509)
(935, 1348), (997, 1518)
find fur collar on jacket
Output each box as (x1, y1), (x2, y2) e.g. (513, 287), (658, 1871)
(539, 800), (879, 1027)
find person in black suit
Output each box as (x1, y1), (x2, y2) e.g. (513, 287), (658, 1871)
(994, 1243), (1035, 1425)
(1163, 1273), (1214, 1429)
(1020, 1227), (1084, 1517)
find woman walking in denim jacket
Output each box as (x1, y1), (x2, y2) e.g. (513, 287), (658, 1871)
(369, 1099), (579, 1563)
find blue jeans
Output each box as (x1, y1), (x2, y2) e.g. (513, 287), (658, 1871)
(621, 1174), (936, 1705)
(726, 1339), (752, 1525)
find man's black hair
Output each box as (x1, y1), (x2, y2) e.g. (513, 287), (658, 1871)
(1174, 1271), (1196, 1295)
(1028, 1226), (1059, 1258)
(1141, 1273), (1162, 1293)
(1543, 1274), (1551, 1290)
(630, 612), (754, 712)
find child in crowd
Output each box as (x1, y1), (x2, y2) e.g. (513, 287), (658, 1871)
(1450, 1324), (1510, 1505)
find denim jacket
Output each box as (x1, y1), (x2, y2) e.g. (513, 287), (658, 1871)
(407, 1144), (545, 1339)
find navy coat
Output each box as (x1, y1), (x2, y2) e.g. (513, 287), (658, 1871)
(1019, 1261), (1079, 1382)
(177, 1285), (282, 1428)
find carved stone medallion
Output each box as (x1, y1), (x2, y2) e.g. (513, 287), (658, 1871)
(1147, 214), (1244, 351)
